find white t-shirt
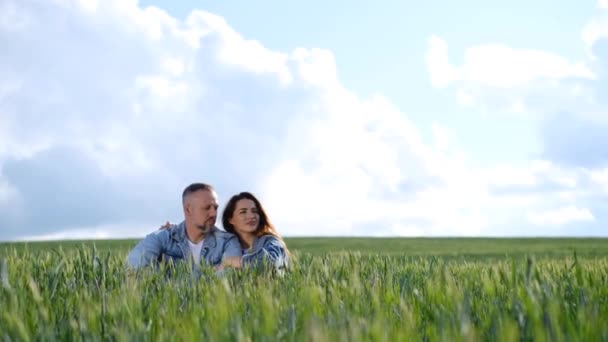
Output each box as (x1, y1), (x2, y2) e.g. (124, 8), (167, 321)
(188, 239), (204, 263)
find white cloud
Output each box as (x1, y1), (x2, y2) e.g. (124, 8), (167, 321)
(599, 0), (608, 10)
(589, 168), (608, 190)
(527, 206), (595, 226)
(431, 122), (454, 152)
(426, 36), (457, 88)
(0, 179), (16, 204)
(77, 0), (100, 13)
(0, 0), (32, 31)
(456, 89), (475, 106)
(292, 48), (341, 89)
(14, 222), (158, 242)
(582, 6), (608, 61)
(483, 160), (580, 189)
(426, 35), (595, 90)
(193, 11), (293, 86)
(160, 56), (186, 77)
(388, 223), (425, 237)
(582, 18), (608, 50)
(484, 164), (538, 188)
(424, 30), (606, 138)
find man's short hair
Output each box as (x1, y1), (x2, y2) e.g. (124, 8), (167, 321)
(182, 182), (215, 204)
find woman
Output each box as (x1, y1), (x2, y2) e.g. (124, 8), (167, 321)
(219, 191), (290, 273)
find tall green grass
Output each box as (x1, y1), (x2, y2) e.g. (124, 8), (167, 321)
(1, 245), (607, 341)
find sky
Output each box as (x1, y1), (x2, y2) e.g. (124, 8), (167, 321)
(1, 0), (607, 241)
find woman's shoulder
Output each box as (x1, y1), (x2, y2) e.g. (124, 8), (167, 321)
(254, 234), (286, 250)
(259, 234), (283, 243)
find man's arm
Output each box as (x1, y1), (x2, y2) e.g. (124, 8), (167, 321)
(216, 234), (243, 270)
(223, 234), (242, 259)
(126, 231), (164, 269)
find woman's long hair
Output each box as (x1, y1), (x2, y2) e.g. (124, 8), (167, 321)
(222, 192), (289, 253)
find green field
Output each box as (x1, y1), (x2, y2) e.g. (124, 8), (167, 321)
(1, 238), (607, 341)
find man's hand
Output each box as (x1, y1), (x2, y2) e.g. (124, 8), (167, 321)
(215, 256), (242, 272)
(223, 256), (242, 268)
(158, 221), (172, 230)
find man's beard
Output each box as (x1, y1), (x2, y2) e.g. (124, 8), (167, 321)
(196, 223), (212, 234)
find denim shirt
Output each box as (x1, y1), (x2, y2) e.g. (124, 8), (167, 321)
(241, 234), (290, 272)
(126, 221), (242, 270)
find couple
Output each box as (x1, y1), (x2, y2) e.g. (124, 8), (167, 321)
(126, 182), (290, 275)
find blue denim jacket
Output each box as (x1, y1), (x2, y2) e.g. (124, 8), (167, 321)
(242, 234), (290, 272)
(126, 221), (241, 270)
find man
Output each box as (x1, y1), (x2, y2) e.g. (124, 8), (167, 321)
(126, 182), (242, 272)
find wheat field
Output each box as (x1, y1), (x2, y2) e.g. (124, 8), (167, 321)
(1, 238), (607, 341)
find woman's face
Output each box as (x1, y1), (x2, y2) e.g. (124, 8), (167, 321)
(229, 198), (260, 235)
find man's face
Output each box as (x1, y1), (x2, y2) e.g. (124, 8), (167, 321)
(185, 189), (219, 233)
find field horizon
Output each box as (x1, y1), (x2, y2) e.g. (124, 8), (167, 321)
(2, 236), (608, 259)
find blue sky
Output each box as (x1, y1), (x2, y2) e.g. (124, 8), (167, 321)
(1, 0), (607, 240)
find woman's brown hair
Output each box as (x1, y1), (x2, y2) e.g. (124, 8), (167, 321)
(222, 192), (289, 252)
